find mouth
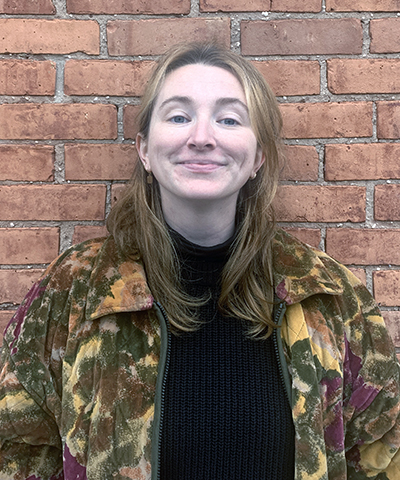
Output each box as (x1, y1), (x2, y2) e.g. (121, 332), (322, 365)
(178, 160), (225, 173)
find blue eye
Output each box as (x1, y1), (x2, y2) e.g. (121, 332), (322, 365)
(220, 118), (238, 126)
(170, 115), (187, 124)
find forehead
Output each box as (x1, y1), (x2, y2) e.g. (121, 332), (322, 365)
(155, 64), (247, 106)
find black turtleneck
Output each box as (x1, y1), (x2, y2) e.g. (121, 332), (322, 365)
(160, 230), (295, 480)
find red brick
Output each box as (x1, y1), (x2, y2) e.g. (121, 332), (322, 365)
(111, 183), (127, 205)
(274, 186), (366, 223)
(327, 0), (400, 10)
(347, 268), (366, 285)
(0, 60), (55, 95)
(375, 185), (400, 221)
(377, 102), (400, 139)
(370, 19), (400, 54)
(241, 19), (362, 56)
(373, 270), (400, 307)
(0, 19), (99, 55)
(328, 59), (400, 94)
(252, 60), (320, 97)
(281, 227), (321, 248)
(0, 269), (44, 304)
(65, 144), (136, 181)
(67, 0), (190, 14)
(382, 311), (400, 347)
(200, 0), (322, 12)
(0, 311), (15, 346)
(0, 0), (55, 14)
(65, 60), (155, 97)
(270, 0), (322, 11)
(0, 228), (59, 265)
(280, 145), (319, 182)
(107, 18), (230, 56)
(0, 104), (117, 140)
(0, 145), (54, 181)
(281, 102), (373, 139)
(326, 229), (400, 265)
(200, 0), (271, 11)
(325, 143), (400, 181)
(73, 226), (108, 245)
(0, 185), (106, 221)
(123, 105), (141, 139)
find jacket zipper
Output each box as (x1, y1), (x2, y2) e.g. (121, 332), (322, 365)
(272, 300), (292, 407)
(153, 302), (172, 480)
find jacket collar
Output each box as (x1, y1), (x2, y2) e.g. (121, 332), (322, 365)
(85, 229), (343, 320)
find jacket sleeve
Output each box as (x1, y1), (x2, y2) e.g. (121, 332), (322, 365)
(341, 278), (400, 479)
(0, 271), (65, 480)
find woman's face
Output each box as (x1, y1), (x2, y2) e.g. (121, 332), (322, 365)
(137, 64), (264, 213)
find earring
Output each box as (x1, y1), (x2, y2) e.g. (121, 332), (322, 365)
(250, 172), (257, 180)
(147, 171), (153, 185)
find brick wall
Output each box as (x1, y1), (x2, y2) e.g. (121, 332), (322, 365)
(0, 0), (400, 356)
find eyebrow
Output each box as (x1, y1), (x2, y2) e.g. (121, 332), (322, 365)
(159, 95), (249, 113)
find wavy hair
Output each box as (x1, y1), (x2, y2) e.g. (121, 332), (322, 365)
(107, 42), (284, 338)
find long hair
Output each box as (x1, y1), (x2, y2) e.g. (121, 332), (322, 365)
(107, 43), (284, 338)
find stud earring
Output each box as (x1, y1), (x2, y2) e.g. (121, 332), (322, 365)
(250, 172), (257, 180)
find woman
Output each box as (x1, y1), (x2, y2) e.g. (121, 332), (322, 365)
(0, 43), (399, 480)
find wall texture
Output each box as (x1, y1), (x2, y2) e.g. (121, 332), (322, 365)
(0, 0), (399, 355)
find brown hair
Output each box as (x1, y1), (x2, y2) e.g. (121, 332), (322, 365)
(107, 42), (283, 338)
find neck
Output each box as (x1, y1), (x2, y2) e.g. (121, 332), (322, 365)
(162, 198), (237, 247)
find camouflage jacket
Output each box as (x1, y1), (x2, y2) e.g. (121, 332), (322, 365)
(0, 229), (399, 480)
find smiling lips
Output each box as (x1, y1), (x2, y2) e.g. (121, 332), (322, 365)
(178, 160), (225, 172)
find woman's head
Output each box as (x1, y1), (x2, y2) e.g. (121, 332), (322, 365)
(136, 42), (283, 216)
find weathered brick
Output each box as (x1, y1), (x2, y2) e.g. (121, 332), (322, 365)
(200, 0), (271, 11)
(325, 143), (400, 181)
(373, 270), (400, 307)
(274, 186), (366, 223)
(123, 105), (141, 139)
(65, 144), (136, 180)
(377, 102), (400, 139)
(326, 228), (400, 265)
(0, 228), (59, 265)
(0, 19), (99, 55)
(67, 0), (190, 14)
(111, 183), (127, 205)
(375, 185), (400, 221)
(252, 60), (320, 97)
(382, 311), (400, 347)
(270, 0), (322, 11)
(0, 145), (54, 181)
(200, 0), (321, 12)
(280, 145), (319, 182)
(0, 0), (55, 14)
(0, 185), (106, 221)
(241, 19), (362, 56)
(348, 268), (366, 286)
(0, 60), (56, 95)
(327, 0), (400, 11)
(107, 18), (230, 56)
(370, 19), (400, 54)
(0, 104), (117, 140)
(281, 227), (321, 248)
(0, 311), (14, 346)
(0, 269), (44, 304)
(65, 60), (155, 97)
(281, 102), (373, 139)
(73, 225), (108, 245)
(328, 59), (400, 94)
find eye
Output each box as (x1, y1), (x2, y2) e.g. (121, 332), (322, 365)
(170, 115), (188, 124)
(219, 118), (238, 126)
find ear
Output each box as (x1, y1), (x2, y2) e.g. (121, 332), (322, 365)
(136, 132), (150, 170)
(254, 146), (265, 174)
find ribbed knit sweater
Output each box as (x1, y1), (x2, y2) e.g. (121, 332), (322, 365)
(160, 230), (295, 479)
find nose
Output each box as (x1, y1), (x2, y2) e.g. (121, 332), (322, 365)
(187, 116), (216, 150)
